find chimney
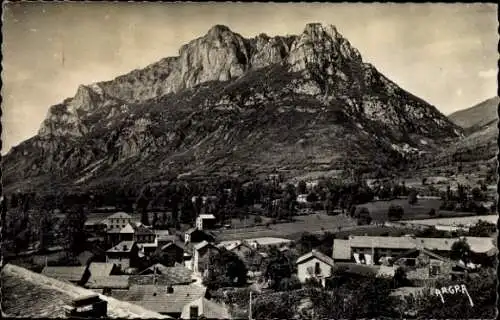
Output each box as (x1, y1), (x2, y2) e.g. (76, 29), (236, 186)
(167, 285), (174, 294)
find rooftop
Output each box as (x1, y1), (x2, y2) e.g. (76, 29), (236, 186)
(130, 265), (194, 285)
(88, 262), (117, 278)
(106, 212), (133, 220)
(111, 284), (207, 314)
(86, 276), (130, 289)
(1, 264), (170, 319)
(297, 250), (335, 267)
(41, 266), (88, 283)
(107, 241), (136, 253)
(197, 214), (216, 219)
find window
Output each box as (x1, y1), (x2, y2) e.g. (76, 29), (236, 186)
(430, 265), (441, 276)
(190, 306), (199, 319)
(314, 262), (321, 275)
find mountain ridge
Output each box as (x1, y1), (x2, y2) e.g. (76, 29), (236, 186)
(2, 23), (461, 193)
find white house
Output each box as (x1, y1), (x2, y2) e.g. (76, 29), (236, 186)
(196, 214), (216, 230)
(103, 212), (134, 231)
(296, 250), (335, 287)
(296, 194), (309, 204)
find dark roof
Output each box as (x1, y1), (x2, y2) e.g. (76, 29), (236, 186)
(41, 266), (88, 282)
(297, 250), (335, 267)
(111, 284), (207, 314)
(332, 262), (380, 277)
(86, 276), (130, 289)
(131, 265), (194, 285)
(133, 224), (155, 235)
(107, 241), (137, 253)
(1, 264), (170, 319)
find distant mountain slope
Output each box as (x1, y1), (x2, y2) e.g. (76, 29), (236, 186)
(2, 23), (461, 193)
(436, 96), (498, 164)
(448, 96), (499, 131)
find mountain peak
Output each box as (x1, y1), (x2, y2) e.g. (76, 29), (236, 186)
(303, 23), (339, 39)
(206, 24), (234, 37)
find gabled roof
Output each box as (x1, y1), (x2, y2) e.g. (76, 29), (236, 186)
(134, 265), (194, 285)
(297, 250), (335, 267)
(332, 239), (351, 260)
(41, 266), (88, 282)
(392, 248), (467, 270)
(181, 297), (231, 319)
(2, 264), (170, 319)
(89, 262), (116, 278)
(107, 241), (136, 253)
(185, 227), (198, 234)
(161, 242), (184, 251)
(111, 284), (207, 314)
(194, 240), (218, 251)
(120, 223), (136, 234)
(86, 276), (130, 289)
(107, 212), (133, 220)
(134, 224), (155, 235)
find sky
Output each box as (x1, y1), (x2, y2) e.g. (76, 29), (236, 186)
(1, 2), (498, 153)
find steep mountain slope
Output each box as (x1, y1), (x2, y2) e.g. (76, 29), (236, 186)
(440, 97), (498, 163)
(2, 23), (461, 193)
(448, 96), (499, 132)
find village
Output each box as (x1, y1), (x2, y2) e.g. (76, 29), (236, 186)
(2, 173), (498, 319)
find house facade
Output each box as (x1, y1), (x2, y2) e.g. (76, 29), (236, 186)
(195, 214), (216, 230)
(296, 250), (335, 287)
(105, 241), (139, 271)
(190, 241), (220, 274)
(104, 212), (134, 230)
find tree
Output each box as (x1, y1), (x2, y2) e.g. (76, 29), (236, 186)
(263, 248), (293, 290)
(306, 192), (318, 203)
(422, 177), (427, 185)
(428, 208), (436, 216)
(471, 187), (483, 201)
(408, 190), (418, 205)
(356, 207), (372, 225)
(393, 267), (410, 288)
(297, 180), (307, 195)
(62, 205), (87, 257)
(450, 239), (471, 263)
(388, 205), (404, 221)
(203, 249), (247, 290)
(468, 220), (496, 237)
(252, 291), (302, 320)
(151, 212), (158, 229)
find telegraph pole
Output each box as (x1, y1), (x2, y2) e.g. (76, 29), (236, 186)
(249, 291), (252, 320)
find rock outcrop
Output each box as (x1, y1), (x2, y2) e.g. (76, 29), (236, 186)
(3, 23), (461, 192)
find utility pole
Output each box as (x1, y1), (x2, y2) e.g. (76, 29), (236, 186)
(249, 291), (252, 320)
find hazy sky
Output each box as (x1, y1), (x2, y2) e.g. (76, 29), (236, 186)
(1, 2), (498, 153)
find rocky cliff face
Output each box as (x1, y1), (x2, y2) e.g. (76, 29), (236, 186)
(3, 23), (461, 192)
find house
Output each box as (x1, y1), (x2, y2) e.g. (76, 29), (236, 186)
(296, 250), (335, 287)
(332, 236), (497, 265)
(106, 241), (140, 271)
(196, 214), (217, 230)
(41, 266), (91, 286)
(184, 227), (215, 244)
(133, 264), (195, 285)
(111, 284), (207, 318)
(104, 212), (134, 231)
(392, 248), (469, 284)
(180, 297), (231, 319)
(1, 264), (169, 319)
(156, 242), (185, 266)
(296, 194), (309, 204)
(218, 240), (255, 265)
(133, 224), (156, 243)
(189, 241), (220, 274)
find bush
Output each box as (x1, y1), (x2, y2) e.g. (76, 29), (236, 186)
(254, 216), (262, 224)
(408, 190), (418, 205)
(388, 205), (404, 221)
(428, 208), (436, 216)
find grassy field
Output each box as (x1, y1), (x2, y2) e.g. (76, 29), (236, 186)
(357, 198), (474, 222)
(215, 213), (357, 241)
